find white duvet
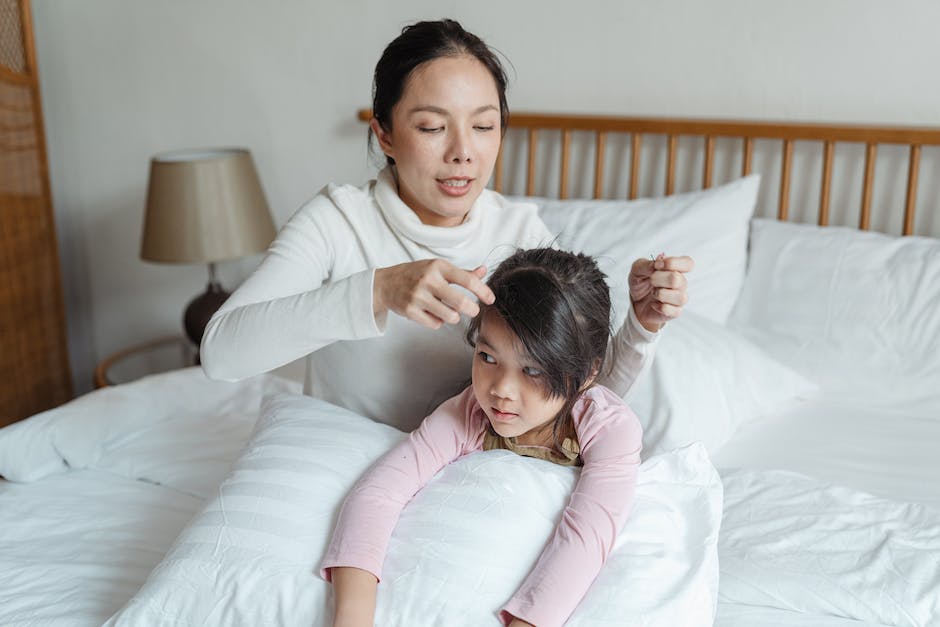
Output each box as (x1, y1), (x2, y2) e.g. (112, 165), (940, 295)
(2, 368), (939, 626)
(105, 393), (723, 626)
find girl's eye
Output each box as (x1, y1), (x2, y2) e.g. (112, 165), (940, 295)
(523, 366), (542, 377)
(478, 351), (495, 364)
(418, 126), (443, 133)
(474, 125), (495, 132)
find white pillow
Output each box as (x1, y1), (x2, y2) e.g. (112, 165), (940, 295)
(529, 175), (760, 325)
(106, 393), (723, 627)
(729, 218), (940, 405)
(628, 312), (817, 456)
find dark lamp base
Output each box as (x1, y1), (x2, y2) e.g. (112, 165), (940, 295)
(184, 281), (231, 349)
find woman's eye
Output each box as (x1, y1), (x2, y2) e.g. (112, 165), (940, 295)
(478, 351), (495, 364)
(523, 366), (542, 377)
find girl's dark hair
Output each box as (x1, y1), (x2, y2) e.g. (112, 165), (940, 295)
(370, 19), (510, 165)
(466, 248), (612, 447)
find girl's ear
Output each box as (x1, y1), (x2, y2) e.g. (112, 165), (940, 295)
(370, 118), (394, 159)
(579, 360), (602, 392)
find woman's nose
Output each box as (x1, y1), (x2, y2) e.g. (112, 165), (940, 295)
(446, 129), (471, 164)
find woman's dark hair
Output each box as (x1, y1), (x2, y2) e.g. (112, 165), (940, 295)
(370, 19), (510, 165)
(466, 248), (612, 447)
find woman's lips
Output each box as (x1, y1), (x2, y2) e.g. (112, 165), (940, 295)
(437, 178), (473, 197)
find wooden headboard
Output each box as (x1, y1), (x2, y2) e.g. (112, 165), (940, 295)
(357, 109), (940, 238)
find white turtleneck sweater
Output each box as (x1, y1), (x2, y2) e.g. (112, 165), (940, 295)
(201, 167), (658, 430)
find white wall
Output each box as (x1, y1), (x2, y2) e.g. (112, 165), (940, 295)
(31, 0), (940, 394)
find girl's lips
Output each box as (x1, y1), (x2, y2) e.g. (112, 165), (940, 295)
(436, 178), (473, 197)
(490, 407), (518, 422)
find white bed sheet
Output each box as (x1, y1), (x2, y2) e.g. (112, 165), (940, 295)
(715, 603), (891, 627)
(712, 394), (940, 510)
(0, 469), (203, 626)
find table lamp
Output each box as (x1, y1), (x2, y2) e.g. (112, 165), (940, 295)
(141, 148), (276, 347)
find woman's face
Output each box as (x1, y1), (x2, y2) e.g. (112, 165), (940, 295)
(471, 311), (566, 446)
(372, 55), (502, 227)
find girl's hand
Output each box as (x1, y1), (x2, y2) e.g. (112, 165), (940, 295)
(374, 259), (495, 329)
(628, 254), (694, 332)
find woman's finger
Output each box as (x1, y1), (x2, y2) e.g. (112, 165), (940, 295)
(654, 255), (695, 273)
(437, 283), (480, 319)
(443, 265), (495, 305)
(654, 287), (689, 307)
(650, 269), (688, 290)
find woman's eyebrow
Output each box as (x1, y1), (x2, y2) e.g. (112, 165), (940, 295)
(407, 104), (498, 116)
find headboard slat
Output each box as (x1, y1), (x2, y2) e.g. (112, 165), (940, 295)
(779, 139), (793, 221)
(629, 134), (641, 200)
(494, 146), (504, 193)
(860, 143), (877, 231)
(904, 145), (921, 236)
(703, 136), (715, 189)
(665, 134), (677, 195)
(526, 128), (538, 196)
(593, 131), (606, 199)
(742, 137), (754, 176)
(819, 141), (835, 226)
(559, 130), (571, 199)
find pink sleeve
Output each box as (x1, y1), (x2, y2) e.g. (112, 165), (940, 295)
(319, 386), (480, 582)
(500, 387), (642, 627)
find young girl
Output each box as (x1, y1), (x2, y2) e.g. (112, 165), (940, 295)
(321, 248), (643, 627)
(201, 19), (692, 431)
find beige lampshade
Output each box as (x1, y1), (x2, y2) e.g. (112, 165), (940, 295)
(141, 148), (276, 263)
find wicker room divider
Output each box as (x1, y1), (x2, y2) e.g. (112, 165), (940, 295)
(0, 0), (72, 427)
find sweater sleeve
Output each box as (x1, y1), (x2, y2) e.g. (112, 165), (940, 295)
(500, 392), (642, 627)
(596, 304), (660, 400)
(319, 387), (480, 582)
(200, 193), (383, 381)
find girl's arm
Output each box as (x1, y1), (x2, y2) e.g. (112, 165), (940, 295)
(331, 567), (378, 627)
(500, 392), (642, 627)
(320, 388), (482, 616)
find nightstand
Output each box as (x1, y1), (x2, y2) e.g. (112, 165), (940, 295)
(94, 336), (199, 388)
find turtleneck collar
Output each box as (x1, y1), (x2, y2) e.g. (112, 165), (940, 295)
(374, 166), (486, 251)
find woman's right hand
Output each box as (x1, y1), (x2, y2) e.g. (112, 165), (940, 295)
(374, 259), (495, 329)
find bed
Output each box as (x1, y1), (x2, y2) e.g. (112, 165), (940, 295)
(1, 111), (939, 627)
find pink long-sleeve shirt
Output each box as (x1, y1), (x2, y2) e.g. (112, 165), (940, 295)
(320, 384), (642, 627)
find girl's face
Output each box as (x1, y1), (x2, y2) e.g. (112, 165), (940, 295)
(471, 311), (567, 446)
(371, 55), (502, 227)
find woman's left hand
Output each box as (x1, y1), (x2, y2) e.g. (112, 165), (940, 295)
(628, 254), (694, 332)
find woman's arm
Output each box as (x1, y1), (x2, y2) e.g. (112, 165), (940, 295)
(201, 195), (382, 380)
(331, 567), (378, 627)
(598, 254), (693, 398)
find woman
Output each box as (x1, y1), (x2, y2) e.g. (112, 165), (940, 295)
(200, 19), (692, 431)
